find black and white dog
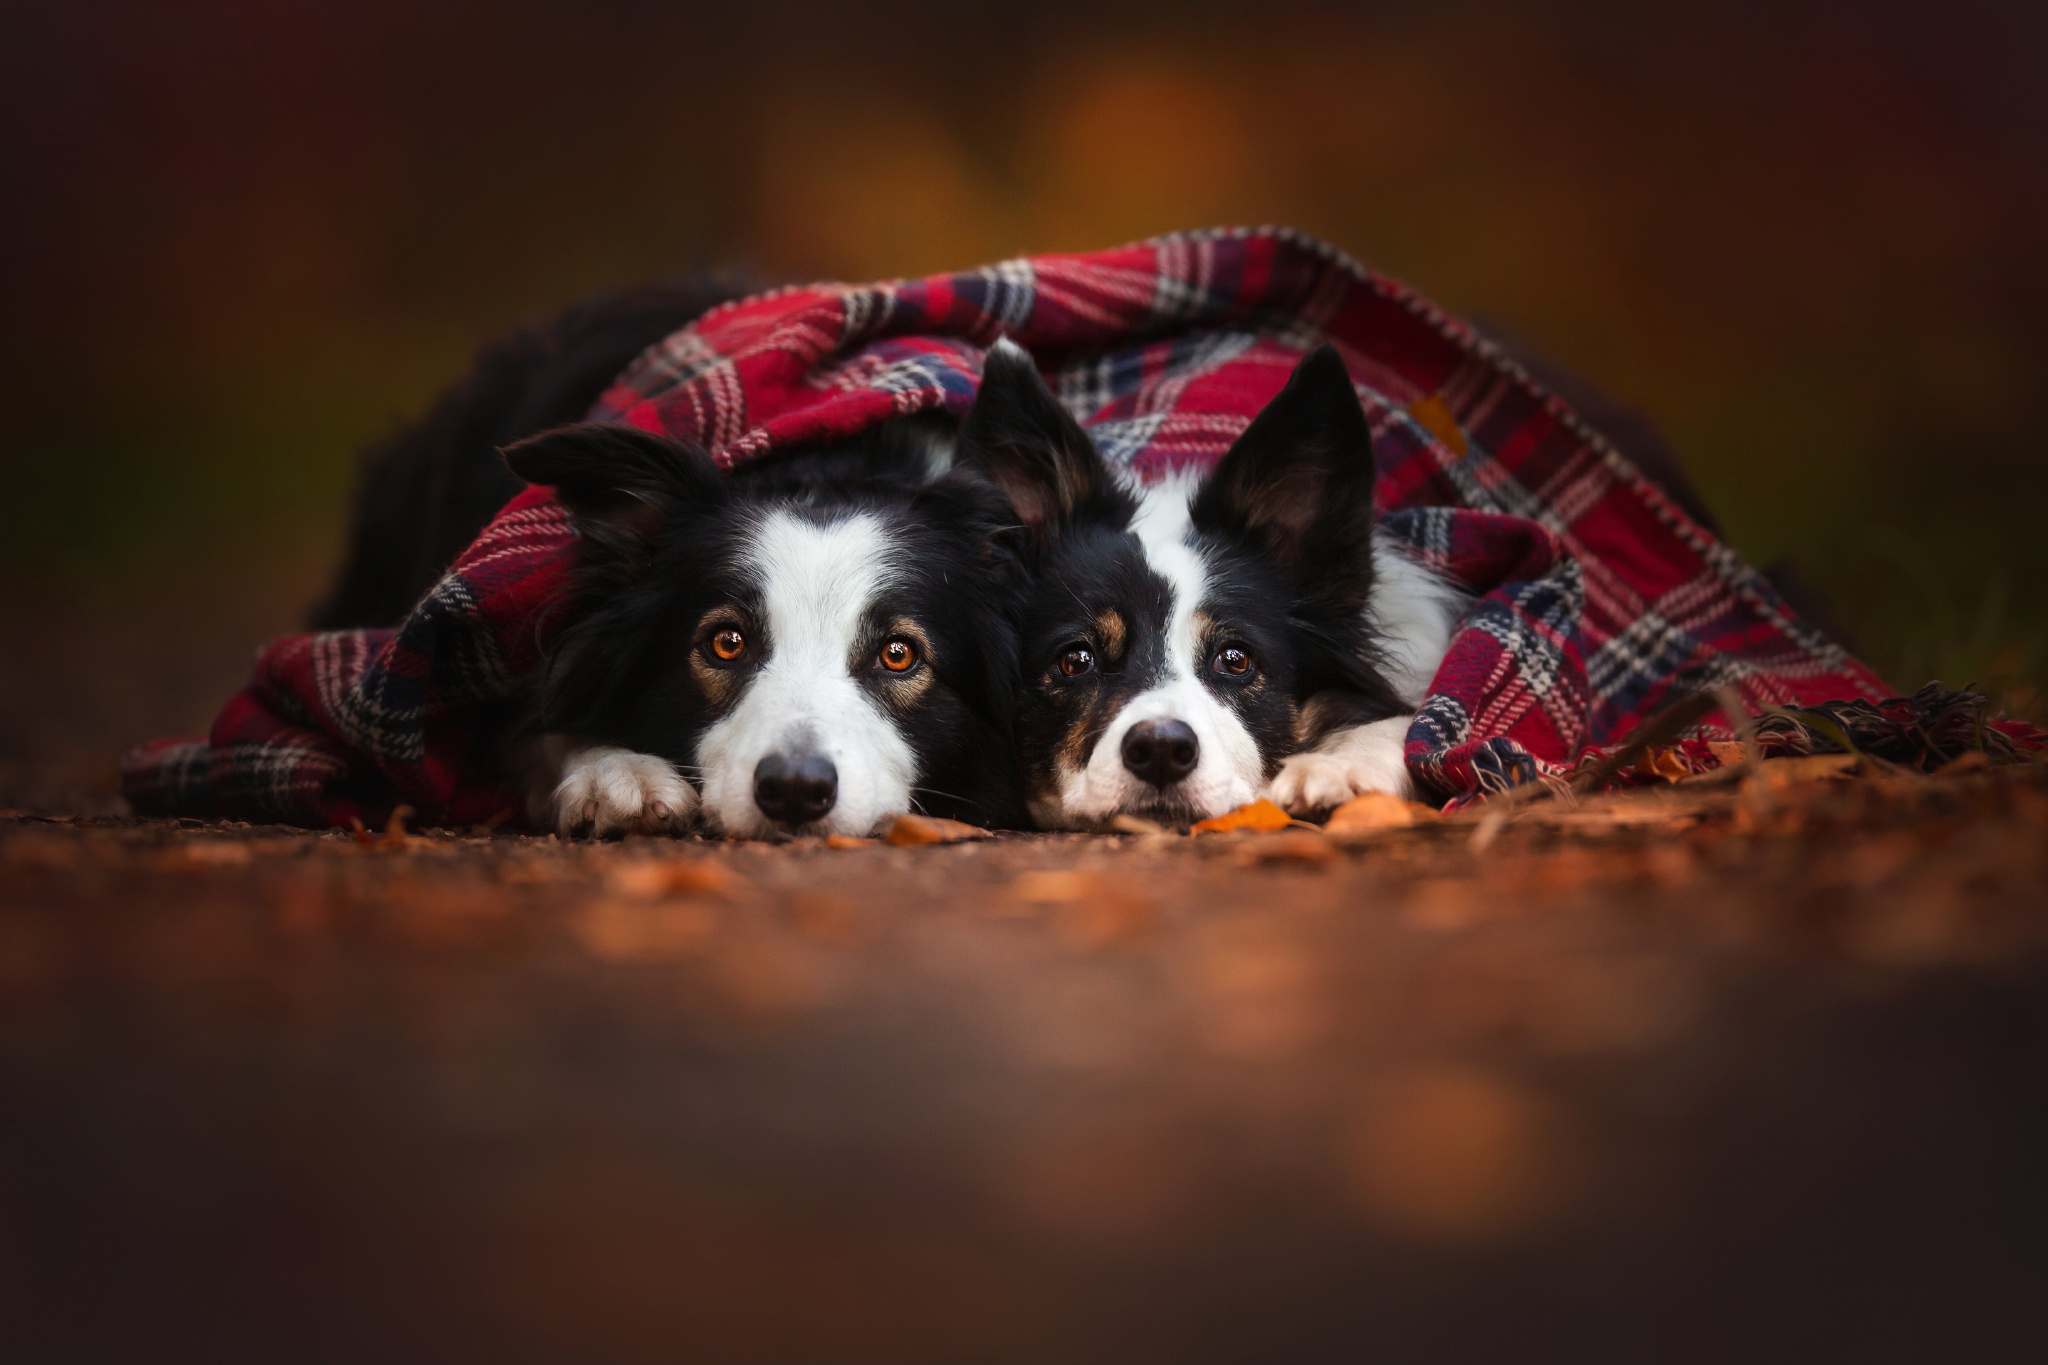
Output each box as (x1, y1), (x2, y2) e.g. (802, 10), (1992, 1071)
(322, 288), (1720, 840)
(503, 414), (1030, 838)
(955, 340), (1464, 828)
(315, 285), (1032, 839)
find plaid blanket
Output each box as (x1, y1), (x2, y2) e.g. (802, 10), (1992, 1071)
(124, 226), (2018, 828)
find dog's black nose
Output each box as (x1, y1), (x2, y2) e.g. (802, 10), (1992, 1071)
(753, 752), (838, 825)
(1121, 719), (1199, 787)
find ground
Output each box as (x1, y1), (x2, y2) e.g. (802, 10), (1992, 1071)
(2, 759), (2045, 1361)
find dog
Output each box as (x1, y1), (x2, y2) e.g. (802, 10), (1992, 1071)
(312, 284), (1033, 839)
(955, 340), (1463, 829)
(502, 411), (1032, 839)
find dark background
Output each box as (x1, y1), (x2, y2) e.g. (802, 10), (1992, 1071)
(4, 0), (2045, 802)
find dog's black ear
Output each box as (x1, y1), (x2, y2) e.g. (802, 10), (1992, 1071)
(956, 339), (1120, 534)
(503, 423), (722, 564)
(1191, 345), (1378, 605)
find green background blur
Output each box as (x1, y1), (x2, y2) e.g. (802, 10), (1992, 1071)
(3, 0), (2044, 797)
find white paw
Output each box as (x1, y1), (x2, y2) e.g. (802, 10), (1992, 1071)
(1265, 717), (1413, 814)
(552, 747), (698, 838)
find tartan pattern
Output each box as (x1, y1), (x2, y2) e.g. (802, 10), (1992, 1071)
(125, 226), (1915, 826)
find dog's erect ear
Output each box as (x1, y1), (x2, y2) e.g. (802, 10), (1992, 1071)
(956, 339), (1119, 534)
(1191, 345), (1379, 603)
(503, 423), (723, 563)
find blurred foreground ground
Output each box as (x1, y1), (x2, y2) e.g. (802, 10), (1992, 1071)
(3, 759), (2044, 1361)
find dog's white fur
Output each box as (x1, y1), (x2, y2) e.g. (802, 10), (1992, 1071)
(543, 508), (917, 838)
(1266, 541), (1464, 809)
(1037, 479), (1266, 827)
(1042, 479), (1461, 825)
(549, 744), (698, 837)
(540, 460), (1460, 836)
(694, 510), (917, 837)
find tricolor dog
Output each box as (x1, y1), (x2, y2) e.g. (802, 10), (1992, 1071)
(956, 340), (1463, 829)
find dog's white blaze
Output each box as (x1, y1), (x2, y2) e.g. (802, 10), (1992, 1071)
(1049, 480), (1265, 826)
(694, 510), (916, 837)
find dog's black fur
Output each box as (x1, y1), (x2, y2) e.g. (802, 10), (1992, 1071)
(958, 342), (1409, 824)
(503, 415), (1032, 829)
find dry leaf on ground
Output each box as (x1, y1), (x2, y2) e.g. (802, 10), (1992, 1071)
(1013, 870), (1105, 904)
(1635, 748), (1693, 784)
(1755, 754), (1859, 786)
(158, 840), (254, 869)
(1191, 799), (1294, 835)
(884, 814), (993, 846)
(606, 858), (737, 900)
(1325, 793), (1424, 835)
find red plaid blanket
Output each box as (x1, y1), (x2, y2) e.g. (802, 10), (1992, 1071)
(125, 227), (2016, 828)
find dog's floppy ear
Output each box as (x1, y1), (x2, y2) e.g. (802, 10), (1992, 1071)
(956, 338), (1120, 534)
(1191, 345), (1379, 606)
(504, 423), (723, 565)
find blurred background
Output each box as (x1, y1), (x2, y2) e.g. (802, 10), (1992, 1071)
(3, 0), (2044, 806)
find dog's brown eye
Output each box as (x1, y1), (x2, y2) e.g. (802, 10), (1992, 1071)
(710, 628), (746, 661)
(1213, 645), (1253, 676)
(879, 638), (918, 673)
(1058, 646), (1095, 678)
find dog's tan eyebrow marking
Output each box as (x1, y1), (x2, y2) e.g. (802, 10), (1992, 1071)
(1093, 609), (1126, 662)
(685, 605), (753, 712)
(869, 616), (934, 710)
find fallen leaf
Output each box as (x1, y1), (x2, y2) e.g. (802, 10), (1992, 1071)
(1109, 814), (1168, 836)
(158, 841), (253, 869)
(606, 858), (737, 900)
(1755, 753), (1858, 786)
(1325, 792), (1420, 835)
(884, 814), (992, 845)
(1191, 799), (1293, 835)
(351, 807), (418, 850)
(1634, 747), (1692, 784)
(1706, 740), (1747, 769)
(1522, 806), (1703, 833)
(1013, 869), (1103, 904)
(1406, 392), (1469, 457)
(824, 834), (876, 849)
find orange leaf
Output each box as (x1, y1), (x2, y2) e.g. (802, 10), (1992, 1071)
(1405, 393), (1469, 457)
(1634, 747), (1691, 784)
(606, 858), (737, 900)
(884, 814), (992, 846)
(1324, 792), (1419, 835)
(1191, 799), (1293, 835)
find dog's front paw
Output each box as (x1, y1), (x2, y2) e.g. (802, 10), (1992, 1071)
(1266, 717), (1413, 814)
(552, 747), (698, 838)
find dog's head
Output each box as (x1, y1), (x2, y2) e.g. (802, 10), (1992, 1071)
(505, 416), (1025, 837)
(960, 341), (1402, 828)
